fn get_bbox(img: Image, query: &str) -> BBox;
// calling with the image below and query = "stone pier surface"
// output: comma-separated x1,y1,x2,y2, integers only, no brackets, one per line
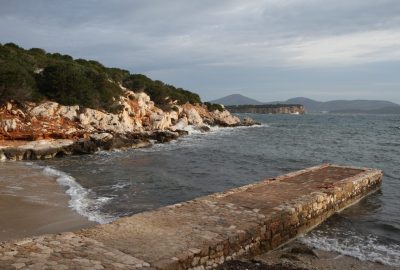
0,164,383,270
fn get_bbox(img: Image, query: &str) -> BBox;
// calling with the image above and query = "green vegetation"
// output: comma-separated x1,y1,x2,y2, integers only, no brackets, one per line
204,102,224,112
0,42,202,111
123,74,201,105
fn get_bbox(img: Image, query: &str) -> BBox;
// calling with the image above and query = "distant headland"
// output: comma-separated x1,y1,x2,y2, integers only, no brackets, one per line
210,94,400,114
226,104,305,115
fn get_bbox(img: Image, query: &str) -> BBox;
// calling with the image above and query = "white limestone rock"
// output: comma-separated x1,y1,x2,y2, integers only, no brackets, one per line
184,107,203,126
1,119,17,132
58,105,80,121
211,110,240,126
170,117,188,131
30,102,59,118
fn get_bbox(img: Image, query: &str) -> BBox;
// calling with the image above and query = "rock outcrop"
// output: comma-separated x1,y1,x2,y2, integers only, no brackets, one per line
0,89,257,160
241,117,261,126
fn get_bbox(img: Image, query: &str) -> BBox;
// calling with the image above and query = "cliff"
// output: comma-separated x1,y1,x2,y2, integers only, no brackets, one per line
226,104,305,114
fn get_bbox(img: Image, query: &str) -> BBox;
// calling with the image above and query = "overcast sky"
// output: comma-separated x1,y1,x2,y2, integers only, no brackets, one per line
1,0,400,103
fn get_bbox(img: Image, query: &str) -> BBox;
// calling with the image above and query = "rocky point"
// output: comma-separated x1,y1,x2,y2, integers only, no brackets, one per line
0,90,254,161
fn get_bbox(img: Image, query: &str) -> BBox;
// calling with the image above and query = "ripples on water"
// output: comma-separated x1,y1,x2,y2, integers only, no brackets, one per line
31,113,399,266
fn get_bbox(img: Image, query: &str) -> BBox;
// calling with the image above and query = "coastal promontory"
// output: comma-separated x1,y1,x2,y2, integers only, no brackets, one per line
0,43,254,160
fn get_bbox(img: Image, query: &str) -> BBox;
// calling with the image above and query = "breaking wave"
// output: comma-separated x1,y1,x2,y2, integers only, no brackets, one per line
300,229,400,267
40,166,116,224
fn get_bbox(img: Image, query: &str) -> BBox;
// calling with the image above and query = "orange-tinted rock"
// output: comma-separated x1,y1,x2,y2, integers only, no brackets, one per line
0,90,256,159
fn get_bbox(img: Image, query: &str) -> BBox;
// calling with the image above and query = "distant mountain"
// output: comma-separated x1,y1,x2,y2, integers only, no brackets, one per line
283,97,400,113
209,94,263,106
211,94,400,114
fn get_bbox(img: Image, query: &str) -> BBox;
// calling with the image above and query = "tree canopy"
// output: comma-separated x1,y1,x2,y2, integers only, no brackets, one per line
0,43,203,111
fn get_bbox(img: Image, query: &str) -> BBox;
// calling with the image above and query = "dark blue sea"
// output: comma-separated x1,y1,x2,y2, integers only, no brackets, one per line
22,113,400,266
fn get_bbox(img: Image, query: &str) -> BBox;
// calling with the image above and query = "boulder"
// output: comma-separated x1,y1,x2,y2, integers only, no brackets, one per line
241,117,260,126
184,107,203,126
128,91,154,116
197,125,211,132
2,139,75,160
71,139,98,154
150,112,172,130
79,108,134,133
30,102,59,118
58,105,80,121
2,119,17,132
105,133,151,150
210,110,240,127
89,133,114,144
150,130,180,143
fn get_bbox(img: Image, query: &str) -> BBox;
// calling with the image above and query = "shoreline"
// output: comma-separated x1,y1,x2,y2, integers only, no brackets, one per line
216,240,398,270
0,123,259,162
0,127,396,269
0,124,255,241
0,162,94,242
0,164,387,269
0,195,95,242
0,124,261,241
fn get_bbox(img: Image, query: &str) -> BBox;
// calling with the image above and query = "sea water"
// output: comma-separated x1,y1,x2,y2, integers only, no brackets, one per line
22,113,400,266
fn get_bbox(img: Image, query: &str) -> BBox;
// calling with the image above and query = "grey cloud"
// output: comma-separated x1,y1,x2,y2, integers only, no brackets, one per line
1,0,399,102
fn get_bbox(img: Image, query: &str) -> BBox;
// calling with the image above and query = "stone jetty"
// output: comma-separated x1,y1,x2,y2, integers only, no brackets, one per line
0,164,383,270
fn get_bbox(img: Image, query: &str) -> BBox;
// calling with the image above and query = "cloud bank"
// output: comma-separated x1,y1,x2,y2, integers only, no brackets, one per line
1,0,399,102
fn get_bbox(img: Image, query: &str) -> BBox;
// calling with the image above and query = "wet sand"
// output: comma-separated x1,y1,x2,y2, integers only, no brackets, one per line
0,162,94,242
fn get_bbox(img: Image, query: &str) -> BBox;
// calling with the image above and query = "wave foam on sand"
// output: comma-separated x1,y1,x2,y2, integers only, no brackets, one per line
39,166,115,224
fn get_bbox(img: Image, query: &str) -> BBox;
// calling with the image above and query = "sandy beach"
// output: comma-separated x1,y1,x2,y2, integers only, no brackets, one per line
0,162,94,242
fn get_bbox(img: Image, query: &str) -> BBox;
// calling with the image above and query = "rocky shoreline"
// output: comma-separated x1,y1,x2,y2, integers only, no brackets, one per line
0,90,259,161
0,130,193,161
216,240,396,270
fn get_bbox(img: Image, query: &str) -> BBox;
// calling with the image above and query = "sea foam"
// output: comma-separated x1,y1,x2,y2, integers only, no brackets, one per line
300,231,400,267
40,166,115,224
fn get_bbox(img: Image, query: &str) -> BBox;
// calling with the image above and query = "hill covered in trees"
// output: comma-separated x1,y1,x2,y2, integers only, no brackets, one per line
0,43,202,112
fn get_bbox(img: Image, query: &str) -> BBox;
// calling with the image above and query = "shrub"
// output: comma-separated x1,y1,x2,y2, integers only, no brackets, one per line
0,60,38,104
123,74,201,106
204,102,224,112
0,42,204,111
37,63,122,110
